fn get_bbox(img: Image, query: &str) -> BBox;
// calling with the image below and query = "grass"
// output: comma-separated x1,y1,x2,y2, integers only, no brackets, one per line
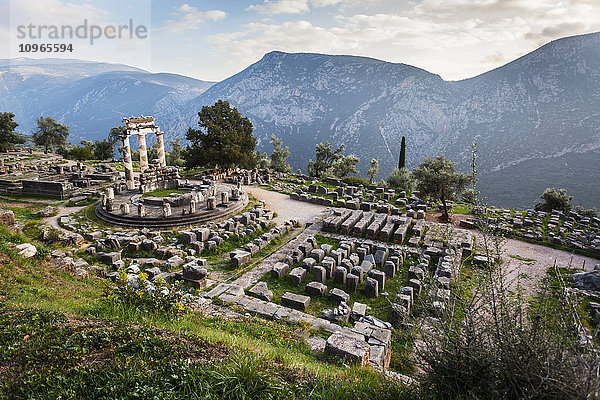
314,234,340,250
0,216,412,398
257,254,411,325
0,192,60,201
141,188,190,198
0,306,412,399
508,254,536,263
450,203,473,215
0,245,411,399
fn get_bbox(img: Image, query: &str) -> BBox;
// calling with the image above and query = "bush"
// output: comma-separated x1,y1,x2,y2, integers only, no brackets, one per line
417,225,599,399
574,204,598,218
103,271,190,318
534,187,573,214
386,167,414,192
342,175,370,187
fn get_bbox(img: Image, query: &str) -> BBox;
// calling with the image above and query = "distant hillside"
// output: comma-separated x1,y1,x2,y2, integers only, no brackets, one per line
0,59,214,143
185,32,600,209
1,33,599,209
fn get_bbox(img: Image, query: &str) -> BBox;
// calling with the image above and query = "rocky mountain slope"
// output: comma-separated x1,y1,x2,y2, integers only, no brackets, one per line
0,58,214,143
1,32,599,209
186,32,600,209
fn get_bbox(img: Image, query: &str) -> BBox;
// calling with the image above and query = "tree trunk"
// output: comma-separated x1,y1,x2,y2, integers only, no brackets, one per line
441,193,449,221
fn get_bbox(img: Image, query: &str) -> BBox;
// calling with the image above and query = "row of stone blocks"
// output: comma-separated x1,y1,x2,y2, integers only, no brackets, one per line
323,209,416,244
290,191,401,216
204,282,392,369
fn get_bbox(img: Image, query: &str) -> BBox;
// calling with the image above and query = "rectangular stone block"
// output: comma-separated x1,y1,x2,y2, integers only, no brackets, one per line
289,267,306,284
346,273,359,292
271,262,289,278
325,332,370,367
306,281,327,296
281,292,310,311
351,302,367,320
328,288,350,303
313,265,327,284
333,266,347,285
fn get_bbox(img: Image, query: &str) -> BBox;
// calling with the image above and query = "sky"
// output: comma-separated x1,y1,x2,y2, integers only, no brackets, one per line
1,0,600,82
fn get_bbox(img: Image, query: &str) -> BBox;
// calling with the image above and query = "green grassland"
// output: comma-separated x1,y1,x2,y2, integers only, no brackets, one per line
0,222,411,399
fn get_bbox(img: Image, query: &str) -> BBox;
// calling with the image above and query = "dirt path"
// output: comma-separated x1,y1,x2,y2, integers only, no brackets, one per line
43,205,85,234
500,237,599,292
244,186,329,225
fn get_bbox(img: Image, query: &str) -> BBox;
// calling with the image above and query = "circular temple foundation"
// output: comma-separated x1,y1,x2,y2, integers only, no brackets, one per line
95,182,248,228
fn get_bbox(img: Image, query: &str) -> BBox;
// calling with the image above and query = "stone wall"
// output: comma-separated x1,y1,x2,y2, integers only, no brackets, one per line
21,180,73,199
139,166,180,194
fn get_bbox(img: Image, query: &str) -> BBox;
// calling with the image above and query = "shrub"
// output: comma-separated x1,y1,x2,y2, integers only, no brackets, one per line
103,271,190,318
417,220,599,399
534,187,573,214
342,175,370,187
386,167,414,192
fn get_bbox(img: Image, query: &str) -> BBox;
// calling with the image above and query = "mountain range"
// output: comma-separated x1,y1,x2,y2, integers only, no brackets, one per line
1,32,599,209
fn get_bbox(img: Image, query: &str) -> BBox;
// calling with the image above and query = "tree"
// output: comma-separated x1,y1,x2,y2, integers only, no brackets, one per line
534,188,573,214
255,151,271,169
463,141,479,205
32,116,69,153
398,136,406,169
93,139,113,160
307,141,359,179
108,125,126,157
108,125,126,144
0,112,26,152
413,155,471,220
387,167,414,192
307,141,345,178
327,154,359,178
67,140,94,161
147,144,157,162
183,100,256,170
269,135,292,173
367,158,379,184
166,138,185,167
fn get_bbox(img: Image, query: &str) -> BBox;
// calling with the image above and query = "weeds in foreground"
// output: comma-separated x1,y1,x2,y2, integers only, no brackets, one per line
0,305,411,400
416,202,600,399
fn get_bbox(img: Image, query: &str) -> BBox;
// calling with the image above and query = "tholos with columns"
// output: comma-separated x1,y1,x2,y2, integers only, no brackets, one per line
138,133,149,172
156,131,166,168
121,135,135,190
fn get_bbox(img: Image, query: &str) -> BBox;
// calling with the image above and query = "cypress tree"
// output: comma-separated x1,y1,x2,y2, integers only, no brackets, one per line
398,136,406,169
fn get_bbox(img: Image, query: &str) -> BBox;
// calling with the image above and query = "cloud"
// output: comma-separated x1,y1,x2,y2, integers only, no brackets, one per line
247,0,367,14
217,0,600,80
163,4,227,33
247,0,310,15
10,0,108,27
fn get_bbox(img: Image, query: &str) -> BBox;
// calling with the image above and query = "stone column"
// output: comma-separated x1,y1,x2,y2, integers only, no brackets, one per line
155,131,166,168
121,135,135,190
207,196,216,210
120,203,130,215
137,133,149,173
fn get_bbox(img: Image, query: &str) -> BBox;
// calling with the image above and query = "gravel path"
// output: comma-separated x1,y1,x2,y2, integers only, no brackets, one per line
43,205,85,234
500,237,599,292
244,186,329,224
